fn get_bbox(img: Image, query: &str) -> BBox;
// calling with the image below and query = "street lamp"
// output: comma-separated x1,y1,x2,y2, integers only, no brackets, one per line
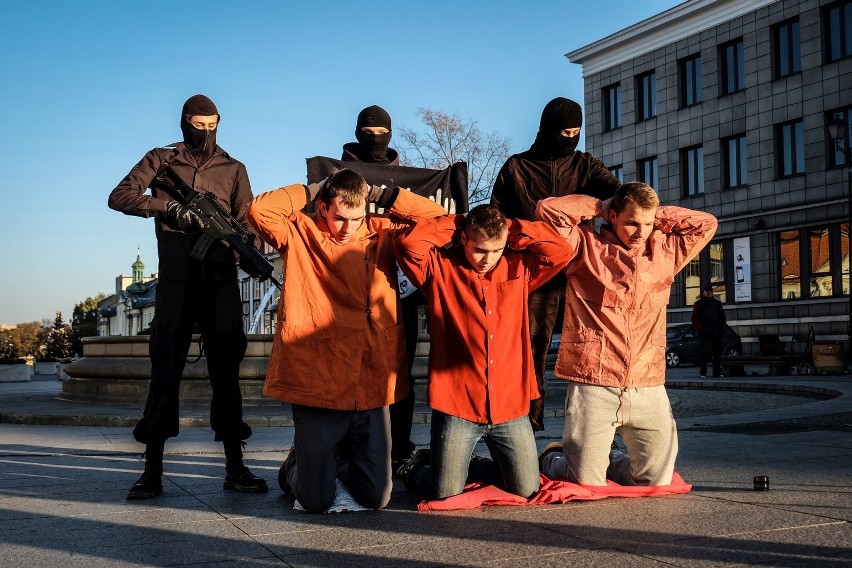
828,114,852,362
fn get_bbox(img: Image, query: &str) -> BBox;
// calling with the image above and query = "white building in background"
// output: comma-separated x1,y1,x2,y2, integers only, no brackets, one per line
97,251,157,337
97,247,282,337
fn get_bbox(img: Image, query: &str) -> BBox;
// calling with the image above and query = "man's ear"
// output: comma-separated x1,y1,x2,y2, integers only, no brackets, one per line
318,200,328,217
459,231,467,246
606,208,617,224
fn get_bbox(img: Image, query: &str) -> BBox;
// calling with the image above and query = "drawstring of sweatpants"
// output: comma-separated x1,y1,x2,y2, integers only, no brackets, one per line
612,387,632,426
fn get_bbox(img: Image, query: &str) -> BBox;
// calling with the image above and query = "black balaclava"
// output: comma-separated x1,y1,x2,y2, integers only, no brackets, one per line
354,105,392,164
180,94,219,164
534,97,583,159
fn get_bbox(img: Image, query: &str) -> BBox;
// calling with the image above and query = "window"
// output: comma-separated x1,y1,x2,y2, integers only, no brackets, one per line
682,241,728,304
828,108,852,167
604,83,622,131
723,134,748,188
680,54,702,107
777,120,805,177
825,0,852,62
774,18,801,77
637,71,656,121
682,145,704,196
638,156,658,187
720,39,745,94
778,224,849,300
609,165,624,183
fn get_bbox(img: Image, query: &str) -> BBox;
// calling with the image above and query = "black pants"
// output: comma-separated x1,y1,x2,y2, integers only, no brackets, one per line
133,278,250,444
289,404,392,513
388,293,421,460
527,286,565,430
699,333,723,377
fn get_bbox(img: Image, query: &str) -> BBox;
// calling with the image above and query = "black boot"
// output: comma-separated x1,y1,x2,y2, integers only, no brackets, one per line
223,440,268,493
127,442,164,500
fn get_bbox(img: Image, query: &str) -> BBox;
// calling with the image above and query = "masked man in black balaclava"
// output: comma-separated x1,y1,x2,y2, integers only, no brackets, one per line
342,105,399,165
109,94,268,499
491,97,621,431
339,105,418,476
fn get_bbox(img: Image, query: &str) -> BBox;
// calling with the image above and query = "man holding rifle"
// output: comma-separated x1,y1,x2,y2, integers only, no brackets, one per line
108,94,268,499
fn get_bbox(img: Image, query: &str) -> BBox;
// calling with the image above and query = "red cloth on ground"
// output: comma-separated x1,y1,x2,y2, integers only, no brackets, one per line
417,473,692,511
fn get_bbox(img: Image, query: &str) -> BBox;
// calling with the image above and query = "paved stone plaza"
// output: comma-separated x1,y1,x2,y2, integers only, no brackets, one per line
0,368,850,567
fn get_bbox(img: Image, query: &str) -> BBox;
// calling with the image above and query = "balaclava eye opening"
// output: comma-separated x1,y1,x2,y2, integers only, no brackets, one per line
536,97,583,158
354,105,392,164
180,94,219,164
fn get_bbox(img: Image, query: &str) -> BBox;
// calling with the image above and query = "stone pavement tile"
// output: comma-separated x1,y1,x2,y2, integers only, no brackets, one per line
487,547,676,568
526,494,838,546
272,522,594,568
625,521,852,567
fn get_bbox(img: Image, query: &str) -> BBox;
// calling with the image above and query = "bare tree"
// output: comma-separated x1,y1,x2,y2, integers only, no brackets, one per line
398,108,511,206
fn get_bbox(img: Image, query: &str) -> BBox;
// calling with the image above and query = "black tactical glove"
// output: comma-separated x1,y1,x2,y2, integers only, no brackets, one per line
367,185,398,208
238,234,262,278
163,200,204,231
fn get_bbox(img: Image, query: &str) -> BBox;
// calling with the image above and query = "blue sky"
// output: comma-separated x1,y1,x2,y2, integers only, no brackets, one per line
0,0,682,325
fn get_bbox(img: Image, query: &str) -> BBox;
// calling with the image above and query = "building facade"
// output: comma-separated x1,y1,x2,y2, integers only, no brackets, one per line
97,246,283,337
568,0,852,354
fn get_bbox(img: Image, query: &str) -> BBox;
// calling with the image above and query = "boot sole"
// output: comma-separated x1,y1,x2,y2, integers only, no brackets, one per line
223,481,269,493
126,486,163,500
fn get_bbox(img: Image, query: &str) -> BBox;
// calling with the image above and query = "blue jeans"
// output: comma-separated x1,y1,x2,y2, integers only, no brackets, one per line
411,410,540,499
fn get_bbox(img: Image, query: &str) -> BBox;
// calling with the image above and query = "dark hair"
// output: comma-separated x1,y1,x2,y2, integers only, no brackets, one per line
464,204,507,240
611,181,660,213
319,169,368,207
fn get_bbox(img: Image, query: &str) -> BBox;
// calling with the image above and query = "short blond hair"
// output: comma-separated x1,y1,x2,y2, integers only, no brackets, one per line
611,182,659,213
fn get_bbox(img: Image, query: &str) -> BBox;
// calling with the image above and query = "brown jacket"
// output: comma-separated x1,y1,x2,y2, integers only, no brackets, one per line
108,143,253,281
247,186,445,410
536,195,717,388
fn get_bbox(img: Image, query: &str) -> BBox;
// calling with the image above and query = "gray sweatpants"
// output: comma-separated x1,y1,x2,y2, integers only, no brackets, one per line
542,381,678,486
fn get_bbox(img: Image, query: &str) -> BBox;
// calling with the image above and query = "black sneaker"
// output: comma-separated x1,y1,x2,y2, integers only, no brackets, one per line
396,448,431,484
278,447,297,497
224,465,268,493
127,469,163,500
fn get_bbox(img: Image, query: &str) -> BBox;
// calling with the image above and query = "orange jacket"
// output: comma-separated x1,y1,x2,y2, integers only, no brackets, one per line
396,216,573,424
536,195,717,388
247,186,446,410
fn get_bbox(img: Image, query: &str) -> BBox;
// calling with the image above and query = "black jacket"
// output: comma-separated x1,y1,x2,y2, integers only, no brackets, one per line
490,147,620,222
691,297,727,336
491,146,620,289
341,143,400,165
108,143,253,281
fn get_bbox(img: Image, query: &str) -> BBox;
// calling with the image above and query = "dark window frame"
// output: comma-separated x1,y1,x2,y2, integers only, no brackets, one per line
824,0,852,63
609,165,624,183
720,38,746,95
603,83,622,131
773,17,802,78
682,144,705,196
679,54,702,108
636,70,657,121
723,134,748,189
677,240,730,306
778,223,849,300
776,119,806,178
638,156,658,188
827,107,852,168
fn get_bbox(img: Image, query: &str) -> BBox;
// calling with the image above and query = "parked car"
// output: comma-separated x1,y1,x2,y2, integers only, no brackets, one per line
665,323,742,368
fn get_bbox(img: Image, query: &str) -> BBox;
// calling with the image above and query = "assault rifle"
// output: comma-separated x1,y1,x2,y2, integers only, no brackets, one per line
149,163,281,290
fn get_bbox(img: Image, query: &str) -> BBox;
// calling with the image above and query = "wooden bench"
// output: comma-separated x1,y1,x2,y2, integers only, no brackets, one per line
720,355,795,376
